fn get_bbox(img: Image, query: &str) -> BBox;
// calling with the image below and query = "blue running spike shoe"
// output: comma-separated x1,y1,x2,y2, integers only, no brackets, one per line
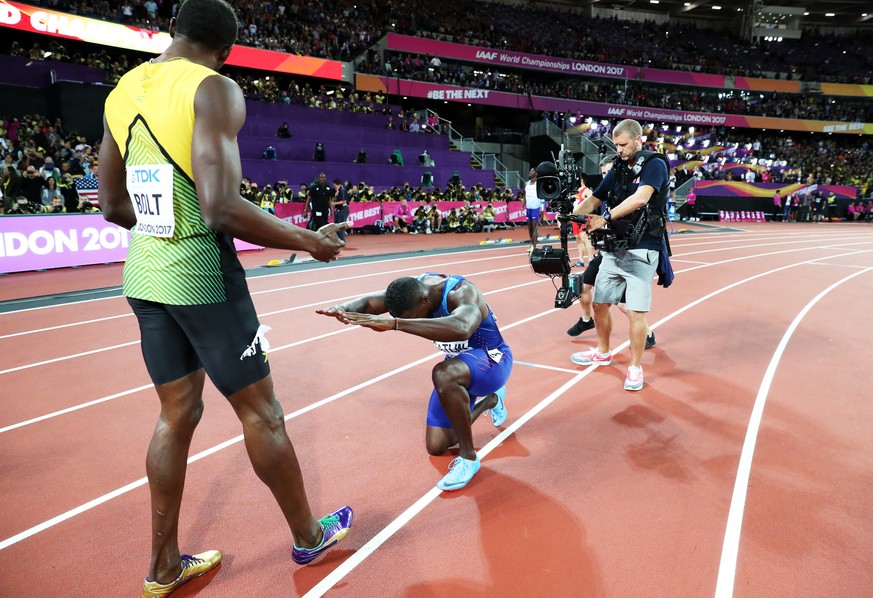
436,455,481,491
141,550,222,597
291,506,354,565
489,387,507,427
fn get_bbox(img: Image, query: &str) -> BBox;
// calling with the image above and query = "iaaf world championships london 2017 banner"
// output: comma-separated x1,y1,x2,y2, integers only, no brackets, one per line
0,214,263,274
356,74,873,135
386,33,873,98
0,0,345,79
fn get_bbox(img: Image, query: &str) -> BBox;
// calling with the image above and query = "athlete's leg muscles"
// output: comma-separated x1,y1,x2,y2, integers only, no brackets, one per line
146,369,206,584
431,359,476,460
225,374,322,548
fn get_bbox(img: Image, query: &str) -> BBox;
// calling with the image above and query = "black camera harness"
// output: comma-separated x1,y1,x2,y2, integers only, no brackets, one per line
602,150,671,254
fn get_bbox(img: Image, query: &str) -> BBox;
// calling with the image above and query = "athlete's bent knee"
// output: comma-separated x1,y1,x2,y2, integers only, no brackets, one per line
431,361,460,394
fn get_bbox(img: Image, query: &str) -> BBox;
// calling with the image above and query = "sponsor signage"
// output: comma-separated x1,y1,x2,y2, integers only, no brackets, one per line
356,74,873,135
0,214,262,274
0,1,343,79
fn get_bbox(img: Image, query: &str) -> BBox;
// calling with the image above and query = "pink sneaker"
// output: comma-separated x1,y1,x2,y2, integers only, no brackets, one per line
624,366,644,391
570,348,612,366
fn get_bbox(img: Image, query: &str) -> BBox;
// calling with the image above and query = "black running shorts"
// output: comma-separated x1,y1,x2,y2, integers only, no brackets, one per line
128,295,271,396
582,253,603,286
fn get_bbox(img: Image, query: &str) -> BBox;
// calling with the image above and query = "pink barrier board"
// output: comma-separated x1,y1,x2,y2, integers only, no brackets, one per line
0,214,263,274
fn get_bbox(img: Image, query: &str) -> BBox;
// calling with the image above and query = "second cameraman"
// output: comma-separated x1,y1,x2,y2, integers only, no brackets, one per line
570,119,670,391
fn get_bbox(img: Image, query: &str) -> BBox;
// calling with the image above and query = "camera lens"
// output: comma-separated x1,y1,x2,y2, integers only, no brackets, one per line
537,176,561,202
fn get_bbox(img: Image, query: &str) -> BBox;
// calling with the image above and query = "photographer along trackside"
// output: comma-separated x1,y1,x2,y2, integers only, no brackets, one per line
529,118,674,392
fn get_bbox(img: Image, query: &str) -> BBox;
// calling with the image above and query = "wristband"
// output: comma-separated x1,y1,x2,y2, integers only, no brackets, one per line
394,318,399,331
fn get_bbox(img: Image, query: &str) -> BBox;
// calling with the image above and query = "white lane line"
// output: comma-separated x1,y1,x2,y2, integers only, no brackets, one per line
514,360,581,375
300,250,873,597
0,258,529,340
0,341,141,376
0,273,544,377
0,307,557,551
5,239,872,427
713,266,873,598
302,365,606,598
670,259,712,265
0,244,525,316
2,232,865,337
0,280,550,433
1,249,871,553
0,313,133,340
0,230,863,321
0,385,154,435
808,262,872,270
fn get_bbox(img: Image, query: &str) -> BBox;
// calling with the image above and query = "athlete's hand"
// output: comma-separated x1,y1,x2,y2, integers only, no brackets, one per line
315,305,350,324
344,312,396,332
311,221,352,262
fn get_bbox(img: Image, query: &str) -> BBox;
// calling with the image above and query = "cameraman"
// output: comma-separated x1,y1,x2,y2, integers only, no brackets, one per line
570,119,669,391
567,157,655,350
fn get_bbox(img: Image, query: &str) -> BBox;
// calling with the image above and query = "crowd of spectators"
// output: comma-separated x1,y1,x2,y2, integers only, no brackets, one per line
18,0,873,83
242,177,519,207
1,113,101,214
240,176,526,233
11,33,870,126
364,51,873,124
660,130,873,192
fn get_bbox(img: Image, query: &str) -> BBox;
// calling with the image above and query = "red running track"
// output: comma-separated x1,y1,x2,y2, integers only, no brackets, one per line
0,222,872,597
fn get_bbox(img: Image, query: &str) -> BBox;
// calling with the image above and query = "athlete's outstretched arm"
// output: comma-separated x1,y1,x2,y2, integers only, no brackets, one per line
98,116,137,229
344,285,483,341
191,75,348,262
316,292,388,324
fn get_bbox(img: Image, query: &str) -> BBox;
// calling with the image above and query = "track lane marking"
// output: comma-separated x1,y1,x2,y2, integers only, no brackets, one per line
713,266,873,598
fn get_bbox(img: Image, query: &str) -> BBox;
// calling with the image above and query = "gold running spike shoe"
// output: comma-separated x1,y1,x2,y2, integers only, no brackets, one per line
141,550,222,597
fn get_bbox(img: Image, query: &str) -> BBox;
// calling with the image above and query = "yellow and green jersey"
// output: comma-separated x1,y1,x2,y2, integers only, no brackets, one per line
105,58,247,305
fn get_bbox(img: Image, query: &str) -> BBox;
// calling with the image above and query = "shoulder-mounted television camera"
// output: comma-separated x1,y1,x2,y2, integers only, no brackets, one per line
529,147,586,309
535,148,582,215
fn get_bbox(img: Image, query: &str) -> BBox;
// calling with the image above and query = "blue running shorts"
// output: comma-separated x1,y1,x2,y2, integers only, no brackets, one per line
426,346,513,428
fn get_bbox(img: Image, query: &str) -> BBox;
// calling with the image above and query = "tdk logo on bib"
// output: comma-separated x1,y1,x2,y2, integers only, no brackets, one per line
129,168,163,184
127,164,176,238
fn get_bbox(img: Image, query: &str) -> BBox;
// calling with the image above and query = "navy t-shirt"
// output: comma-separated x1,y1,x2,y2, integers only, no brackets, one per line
592,155,669,251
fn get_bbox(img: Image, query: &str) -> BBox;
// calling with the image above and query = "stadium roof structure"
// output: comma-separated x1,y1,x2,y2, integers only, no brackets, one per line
585,0,873,29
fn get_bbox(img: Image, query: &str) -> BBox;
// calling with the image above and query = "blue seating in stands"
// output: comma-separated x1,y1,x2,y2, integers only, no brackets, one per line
239,101,489,189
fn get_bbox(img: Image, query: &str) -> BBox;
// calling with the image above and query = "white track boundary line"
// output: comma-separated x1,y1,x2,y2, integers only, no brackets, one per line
514,360,581,375
713,266,873,598
302,250,873,597
1,249,870,553
1,230,863,318
0,341,141,375
1,232,864,336
0,306,556,552
0,244,525,316
0,279,548,433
